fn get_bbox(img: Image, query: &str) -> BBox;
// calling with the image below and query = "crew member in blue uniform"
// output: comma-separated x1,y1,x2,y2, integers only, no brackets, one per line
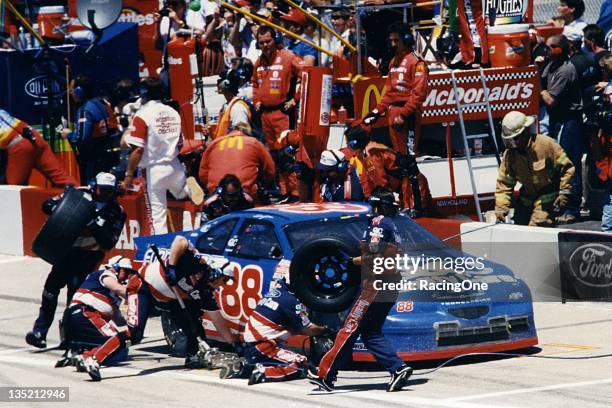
63,256,136,381
309,187,413,392
227,277,329,385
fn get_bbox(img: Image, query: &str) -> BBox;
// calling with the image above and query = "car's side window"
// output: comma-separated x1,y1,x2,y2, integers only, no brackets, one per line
232,220,283,259
195,219,238,255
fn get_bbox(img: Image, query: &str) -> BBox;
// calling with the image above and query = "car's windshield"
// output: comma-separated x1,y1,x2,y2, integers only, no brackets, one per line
284,213,446,251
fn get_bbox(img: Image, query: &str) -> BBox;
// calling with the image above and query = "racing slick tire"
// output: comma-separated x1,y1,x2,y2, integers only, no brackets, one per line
32,187,96,265
290,235,360,313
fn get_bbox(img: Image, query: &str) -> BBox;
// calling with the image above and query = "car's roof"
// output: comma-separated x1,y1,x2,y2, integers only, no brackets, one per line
235,202,371,224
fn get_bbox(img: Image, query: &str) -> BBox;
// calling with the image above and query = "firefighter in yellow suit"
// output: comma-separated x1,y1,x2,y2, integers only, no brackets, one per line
495,111,575,227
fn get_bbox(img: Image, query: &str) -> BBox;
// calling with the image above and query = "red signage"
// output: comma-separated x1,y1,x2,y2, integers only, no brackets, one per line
353,66,540,125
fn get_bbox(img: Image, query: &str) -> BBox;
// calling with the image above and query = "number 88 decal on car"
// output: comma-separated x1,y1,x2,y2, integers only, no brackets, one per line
134,202,537,362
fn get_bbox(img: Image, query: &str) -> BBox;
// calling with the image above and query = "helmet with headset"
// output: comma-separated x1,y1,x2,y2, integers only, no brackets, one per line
316,150,349,174
106,255,134,271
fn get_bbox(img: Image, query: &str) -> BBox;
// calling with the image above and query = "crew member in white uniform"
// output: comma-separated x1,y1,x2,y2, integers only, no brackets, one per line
124,77,204,234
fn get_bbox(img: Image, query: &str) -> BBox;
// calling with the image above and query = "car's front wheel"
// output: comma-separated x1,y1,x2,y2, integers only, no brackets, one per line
290,235,361,313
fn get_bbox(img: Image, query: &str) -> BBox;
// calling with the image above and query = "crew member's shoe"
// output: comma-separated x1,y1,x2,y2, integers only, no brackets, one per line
306,367,334,392
247,364,266,385
74,355,86,372
387,365,413,392
25,331,47,349
83,356,101,382
186,177,204,205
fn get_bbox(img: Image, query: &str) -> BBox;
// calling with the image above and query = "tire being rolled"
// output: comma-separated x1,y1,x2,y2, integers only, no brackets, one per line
289,235,361,313
32,187,96,265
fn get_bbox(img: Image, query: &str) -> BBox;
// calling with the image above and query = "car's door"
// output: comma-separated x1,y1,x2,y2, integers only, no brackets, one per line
220,218,285,323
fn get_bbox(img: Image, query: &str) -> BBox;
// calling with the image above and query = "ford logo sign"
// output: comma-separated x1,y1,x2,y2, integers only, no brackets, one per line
24,75,64,99
568,243,612,288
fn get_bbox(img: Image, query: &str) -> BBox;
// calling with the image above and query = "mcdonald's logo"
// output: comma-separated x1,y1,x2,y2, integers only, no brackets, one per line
361,84,387,118
218,136,244,151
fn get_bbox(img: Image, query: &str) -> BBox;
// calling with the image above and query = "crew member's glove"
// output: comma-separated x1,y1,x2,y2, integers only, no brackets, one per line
166,265,178,286
363,109,380,125
395,153,419,177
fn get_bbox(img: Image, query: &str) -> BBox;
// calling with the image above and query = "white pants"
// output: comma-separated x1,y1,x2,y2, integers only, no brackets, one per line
143,159,189,235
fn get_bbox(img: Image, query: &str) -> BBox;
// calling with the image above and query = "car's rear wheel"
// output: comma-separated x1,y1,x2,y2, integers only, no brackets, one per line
32,187,96,265
290,235,361,313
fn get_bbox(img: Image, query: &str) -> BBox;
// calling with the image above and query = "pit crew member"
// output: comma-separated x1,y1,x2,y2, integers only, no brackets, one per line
26,172,126,349
199,124,275,201
316,149,364,202
0,109,76,187
203,174,254,220
308,187,413,392
252,25,304,198
222,277,329,385
124,77,204,234
344,125,431,216
363,22,428,156
126,236,237,367
64,256,136,381
495,111,575,227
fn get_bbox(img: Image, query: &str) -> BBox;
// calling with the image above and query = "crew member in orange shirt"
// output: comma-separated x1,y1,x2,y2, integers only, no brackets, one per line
0,109,75,187
343,125,431,215
252,25,304,200
198,124,275,201
364,22,428,156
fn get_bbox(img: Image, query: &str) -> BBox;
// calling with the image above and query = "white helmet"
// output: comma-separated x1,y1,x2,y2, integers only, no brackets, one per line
106,255,134,271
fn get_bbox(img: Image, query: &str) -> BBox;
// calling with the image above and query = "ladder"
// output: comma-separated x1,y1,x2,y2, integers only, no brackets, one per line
450,67,500,222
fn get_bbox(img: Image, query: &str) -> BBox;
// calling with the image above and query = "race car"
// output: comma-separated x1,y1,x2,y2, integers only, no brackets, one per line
134,202,538,362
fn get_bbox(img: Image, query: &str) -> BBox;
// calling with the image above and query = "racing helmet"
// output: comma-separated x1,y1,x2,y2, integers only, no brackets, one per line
501,111,535,149
205,261,234,284
369,187,399,216
106,255,134,272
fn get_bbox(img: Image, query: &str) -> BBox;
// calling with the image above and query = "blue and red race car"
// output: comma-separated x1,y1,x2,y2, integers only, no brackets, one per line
134,202,538,362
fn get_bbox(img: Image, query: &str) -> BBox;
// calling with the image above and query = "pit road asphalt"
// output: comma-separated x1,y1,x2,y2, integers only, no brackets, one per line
0,255,610,408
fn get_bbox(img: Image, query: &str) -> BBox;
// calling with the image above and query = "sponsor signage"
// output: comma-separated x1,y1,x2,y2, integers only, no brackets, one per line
483,0,529,25
559,231,612,301
353,66,540,125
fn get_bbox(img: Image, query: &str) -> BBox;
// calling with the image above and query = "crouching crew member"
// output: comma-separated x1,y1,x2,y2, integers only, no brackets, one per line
308,188,413,392
203,174,254,220
126,236,237,367
316,150,364,202
495,111,575,226
64,256,136,381
26,172,126,349
222,277,329,385
344,126,431,215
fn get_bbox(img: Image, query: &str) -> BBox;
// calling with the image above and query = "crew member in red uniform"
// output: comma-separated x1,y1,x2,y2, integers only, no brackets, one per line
199,125,275,200
343,126,431,215
364,22,428,156
0,109,75,187
252,25,304,199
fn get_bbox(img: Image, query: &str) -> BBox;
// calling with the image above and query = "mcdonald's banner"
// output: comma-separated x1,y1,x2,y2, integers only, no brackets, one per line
353,66,540,125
